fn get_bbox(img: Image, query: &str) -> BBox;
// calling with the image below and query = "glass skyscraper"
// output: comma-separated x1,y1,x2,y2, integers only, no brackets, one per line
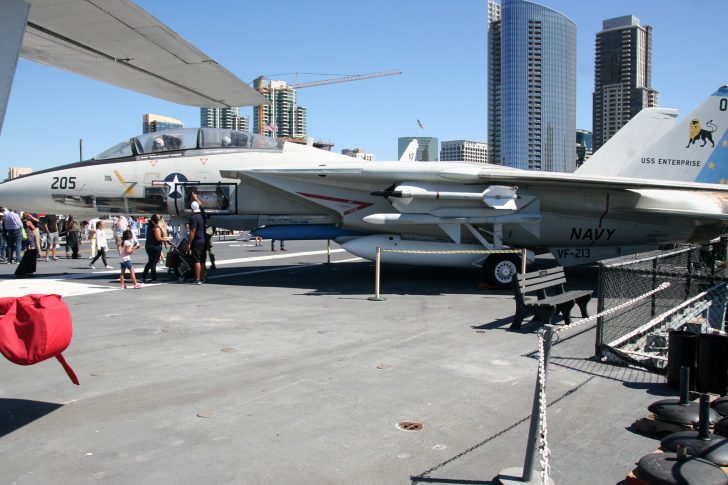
488,0,576,172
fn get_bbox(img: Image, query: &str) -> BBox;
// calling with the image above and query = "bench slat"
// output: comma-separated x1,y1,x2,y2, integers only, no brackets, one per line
521,278,567,294
518,269,565,283
537,290,591,305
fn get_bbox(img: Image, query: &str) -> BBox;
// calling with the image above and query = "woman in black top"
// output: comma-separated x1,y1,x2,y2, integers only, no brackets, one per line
142,214,170,283
65,215,81,258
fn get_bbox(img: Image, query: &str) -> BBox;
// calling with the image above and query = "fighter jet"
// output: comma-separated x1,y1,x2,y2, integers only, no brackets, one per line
2,87,728,286
1,1,727,286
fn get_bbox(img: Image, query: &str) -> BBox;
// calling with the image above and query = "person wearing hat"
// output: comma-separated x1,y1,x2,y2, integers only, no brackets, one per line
185,192,207,284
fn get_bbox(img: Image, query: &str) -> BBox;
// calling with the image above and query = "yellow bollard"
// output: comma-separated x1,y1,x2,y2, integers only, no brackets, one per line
521,248,527,274
368,247,386,301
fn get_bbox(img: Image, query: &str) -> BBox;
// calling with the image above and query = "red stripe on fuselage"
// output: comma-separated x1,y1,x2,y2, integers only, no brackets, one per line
297,192,373,215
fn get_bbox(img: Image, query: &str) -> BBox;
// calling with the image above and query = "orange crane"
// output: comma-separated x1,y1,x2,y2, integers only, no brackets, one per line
290,69,402,89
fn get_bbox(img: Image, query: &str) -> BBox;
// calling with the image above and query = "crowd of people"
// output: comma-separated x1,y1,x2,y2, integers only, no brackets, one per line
0,194,249,288
0,209,151,264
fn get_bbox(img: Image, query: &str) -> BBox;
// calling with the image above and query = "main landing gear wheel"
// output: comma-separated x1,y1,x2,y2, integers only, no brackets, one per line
483,254,520,288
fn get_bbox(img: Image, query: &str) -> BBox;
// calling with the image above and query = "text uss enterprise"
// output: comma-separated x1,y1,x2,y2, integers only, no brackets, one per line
640,157,701,167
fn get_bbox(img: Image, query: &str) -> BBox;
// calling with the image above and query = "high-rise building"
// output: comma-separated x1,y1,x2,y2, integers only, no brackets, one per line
487,0,577,172
253,77,307,139
342,148,375,161
487,0,502,167
200,107,249,131
592,15,659,153
142,113,183,133
440,140,488,163
398,137,439,161
576,129,593,167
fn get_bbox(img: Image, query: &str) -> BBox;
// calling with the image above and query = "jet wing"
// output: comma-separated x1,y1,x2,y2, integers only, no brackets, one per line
21,0,267,107
223,162,728,230
226,162,728,193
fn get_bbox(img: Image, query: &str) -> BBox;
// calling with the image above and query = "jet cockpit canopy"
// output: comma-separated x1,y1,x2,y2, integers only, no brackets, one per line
94,128,283,160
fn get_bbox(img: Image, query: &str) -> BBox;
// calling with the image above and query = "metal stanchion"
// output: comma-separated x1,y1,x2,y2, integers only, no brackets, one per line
521,248,527,275
497,325,556,485
327,239,331,264
368,247,386,301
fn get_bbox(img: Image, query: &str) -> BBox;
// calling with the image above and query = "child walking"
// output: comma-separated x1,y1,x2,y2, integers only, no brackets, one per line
88,220,113,269
119,229,141,289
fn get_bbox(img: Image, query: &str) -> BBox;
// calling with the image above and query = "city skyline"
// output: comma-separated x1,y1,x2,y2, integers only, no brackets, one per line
0,0,725,173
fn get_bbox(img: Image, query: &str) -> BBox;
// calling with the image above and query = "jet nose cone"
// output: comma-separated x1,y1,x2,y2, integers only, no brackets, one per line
0,174,49,212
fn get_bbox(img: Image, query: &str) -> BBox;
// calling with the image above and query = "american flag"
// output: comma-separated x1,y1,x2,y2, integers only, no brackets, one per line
417,119,424,129
265,122,278,133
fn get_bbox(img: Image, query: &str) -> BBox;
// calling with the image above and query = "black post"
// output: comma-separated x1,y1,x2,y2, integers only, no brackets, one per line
698,394,710,439
680,366,690,405
651,259,658,317
686,252,693,301
595,262,605,358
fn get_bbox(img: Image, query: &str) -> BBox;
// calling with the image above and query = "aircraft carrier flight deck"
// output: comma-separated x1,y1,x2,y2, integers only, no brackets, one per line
0,237,667,484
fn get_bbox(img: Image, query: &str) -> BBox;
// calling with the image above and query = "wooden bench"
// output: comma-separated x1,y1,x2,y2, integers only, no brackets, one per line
511,267,592,330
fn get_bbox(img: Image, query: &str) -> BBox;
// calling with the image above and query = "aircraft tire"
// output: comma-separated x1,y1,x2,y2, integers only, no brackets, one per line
483,254,520,288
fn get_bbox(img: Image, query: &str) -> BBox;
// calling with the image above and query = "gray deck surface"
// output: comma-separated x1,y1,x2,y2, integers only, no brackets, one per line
0,238,670,484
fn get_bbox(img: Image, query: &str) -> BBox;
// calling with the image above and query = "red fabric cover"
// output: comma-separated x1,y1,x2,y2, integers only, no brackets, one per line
0,294,79,385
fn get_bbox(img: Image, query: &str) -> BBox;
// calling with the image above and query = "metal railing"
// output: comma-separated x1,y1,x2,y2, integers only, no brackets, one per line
595,243,728,370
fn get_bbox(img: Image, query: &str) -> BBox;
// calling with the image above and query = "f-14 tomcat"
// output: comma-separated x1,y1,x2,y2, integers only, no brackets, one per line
3,87,728,285
1,1,727,286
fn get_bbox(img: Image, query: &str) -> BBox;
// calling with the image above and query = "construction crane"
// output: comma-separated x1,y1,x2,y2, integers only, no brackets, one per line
290,69,402,89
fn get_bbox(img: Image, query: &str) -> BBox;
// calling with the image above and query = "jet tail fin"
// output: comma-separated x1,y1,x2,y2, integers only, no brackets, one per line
581,86,728,183
399,139,418,161
576,107,678,177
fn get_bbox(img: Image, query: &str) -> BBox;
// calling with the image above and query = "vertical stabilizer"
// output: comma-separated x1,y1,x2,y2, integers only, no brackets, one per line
399,139,418,161
576,107,678,177
603,86,728,183
0,0,29,135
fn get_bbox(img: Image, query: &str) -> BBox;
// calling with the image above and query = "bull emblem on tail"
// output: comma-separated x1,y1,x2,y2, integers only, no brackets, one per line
686,119,717,148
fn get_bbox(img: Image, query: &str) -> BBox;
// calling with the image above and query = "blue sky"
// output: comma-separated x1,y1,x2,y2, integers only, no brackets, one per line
0,0,725,173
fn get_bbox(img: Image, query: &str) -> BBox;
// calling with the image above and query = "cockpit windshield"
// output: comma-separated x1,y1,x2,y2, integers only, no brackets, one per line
199,128,281,150
135,129,199,154
94,128,283,160
94,139,135,160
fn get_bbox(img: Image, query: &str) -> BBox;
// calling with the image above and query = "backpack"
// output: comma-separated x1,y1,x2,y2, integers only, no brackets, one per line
0,294,79,385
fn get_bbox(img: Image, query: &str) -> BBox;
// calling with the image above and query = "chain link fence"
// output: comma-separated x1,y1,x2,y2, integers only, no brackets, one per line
595,239,728,373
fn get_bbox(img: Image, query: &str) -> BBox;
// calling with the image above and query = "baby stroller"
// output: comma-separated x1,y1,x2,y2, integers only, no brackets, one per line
166,240,202,283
